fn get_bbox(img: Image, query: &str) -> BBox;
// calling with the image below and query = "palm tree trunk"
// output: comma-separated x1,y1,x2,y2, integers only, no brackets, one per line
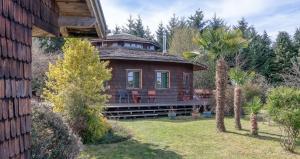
215,58,227,132
250,113,258,135
234,86,242,130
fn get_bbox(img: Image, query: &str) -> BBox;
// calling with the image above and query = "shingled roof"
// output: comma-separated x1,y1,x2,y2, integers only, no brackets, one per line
94,33,159,47
99,47,207,71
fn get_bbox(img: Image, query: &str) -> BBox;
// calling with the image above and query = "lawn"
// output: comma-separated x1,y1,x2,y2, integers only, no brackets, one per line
79,117,300,159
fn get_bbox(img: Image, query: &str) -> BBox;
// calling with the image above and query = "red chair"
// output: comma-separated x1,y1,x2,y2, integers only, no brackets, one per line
131,91,141,103
148,90,156,103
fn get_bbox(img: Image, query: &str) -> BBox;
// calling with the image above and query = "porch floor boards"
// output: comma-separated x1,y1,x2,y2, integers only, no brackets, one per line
104,100,206,119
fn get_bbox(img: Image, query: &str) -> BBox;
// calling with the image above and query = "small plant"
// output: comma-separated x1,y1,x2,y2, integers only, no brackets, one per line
168,107,177,120
191,106,200,119
266,87,300,152
245,96,263,135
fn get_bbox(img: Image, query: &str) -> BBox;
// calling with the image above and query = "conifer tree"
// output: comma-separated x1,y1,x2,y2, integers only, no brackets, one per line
188,9,206,31
208,14,226,30
156,22,165,49
134,15,145,37
294,28,300,53
113,25,121,34
123,15,136,35
274,32,297,75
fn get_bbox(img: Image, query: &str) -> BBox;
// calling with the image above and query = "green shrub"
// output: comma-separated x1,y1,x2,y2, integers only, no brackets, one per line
266,87,300,152
63,86,111,144
31,102,81,159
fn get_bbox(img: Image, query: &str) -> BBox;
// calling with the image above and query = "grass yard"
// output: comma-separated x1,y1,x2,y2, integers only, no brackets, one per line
79,117,300,159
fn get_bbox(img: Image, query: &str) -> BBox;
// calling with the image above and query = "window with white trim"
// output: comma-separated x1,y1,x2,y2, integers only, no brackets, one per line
155,71,170,89
127,70,141,89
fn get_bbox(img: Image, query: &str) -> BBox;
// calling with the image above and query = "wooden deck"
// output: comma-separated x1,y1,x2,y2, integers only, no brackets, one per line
104,99,211,119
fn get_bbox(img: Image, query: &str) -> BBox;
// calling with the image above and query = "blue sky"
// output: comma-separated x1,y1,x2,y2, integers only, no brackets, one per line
101,0,300,40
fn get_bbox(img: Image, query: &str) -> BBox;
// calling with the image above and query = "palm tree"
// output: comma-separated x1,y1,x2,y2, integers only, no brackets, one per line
229,68,255,130
245,96,263,135
184,27,248,132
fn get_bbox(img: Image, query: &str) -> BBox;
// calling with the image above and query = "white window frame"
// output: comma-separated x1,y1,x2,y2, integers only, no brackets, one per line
126,69,142,89
155,70,170,89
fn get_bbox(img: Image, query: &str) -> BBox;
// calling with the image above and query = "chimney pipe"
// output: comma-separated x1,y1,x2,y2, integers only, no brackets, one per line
163,31,167,54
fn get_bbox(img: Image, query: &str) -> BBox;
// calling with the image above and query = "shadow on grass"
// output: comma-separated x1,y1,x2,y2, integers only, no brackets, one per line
226,130,282,142
81,139,182,159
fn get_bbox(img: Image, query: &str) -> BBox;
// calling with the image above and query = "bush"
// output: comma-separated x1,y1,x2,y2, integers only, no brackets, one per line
63,85,111,144
266,87,300,152
43,39,112,143
31,102,81,159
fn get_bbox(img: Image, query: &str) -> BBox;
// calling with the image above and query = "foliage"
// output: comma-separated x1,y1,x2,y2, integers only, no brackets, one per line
267,87,300,152
294,28,300,51
282,57,300,88
229,67,255,86
245,96,263,114
272,32,298,83
185,27,248,61
43,38,112,143
63,86,111,143
31,102,81,159
207,14,226,30
169,28,199,56
193,55,216,89
38,37,65,53
156,22,167,49
112,25,121,34
187,9,206,31
122,15,154,40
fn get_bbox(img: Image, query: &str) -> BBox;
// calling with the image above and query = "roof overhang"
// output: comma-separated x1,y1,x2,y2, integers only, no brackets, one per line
32,0,107,38
100,56,208,71
57,0,107,38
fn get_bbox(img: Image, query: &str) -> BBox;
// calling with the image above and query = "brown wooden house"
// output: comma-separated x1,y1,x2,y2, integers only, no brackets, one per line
92,34,208,119
0,0,106,158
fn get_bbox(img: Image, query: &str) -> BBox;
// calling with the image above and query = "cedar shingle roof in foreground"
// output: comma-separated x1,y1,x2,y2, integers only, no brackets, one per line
99,47,207,71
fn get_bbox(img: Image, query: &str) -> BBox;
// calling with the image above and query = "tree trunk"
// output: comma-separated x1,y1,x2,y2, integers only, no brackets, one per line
234,86,242,130
250,113,258,135
215,58,227,132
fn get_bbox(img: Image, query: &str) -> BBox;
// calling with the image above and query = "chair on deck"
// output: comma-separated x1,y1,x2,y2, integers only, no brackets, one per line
117,90,129,103
147,90,156,103
131,90,141,103
183,90,191,101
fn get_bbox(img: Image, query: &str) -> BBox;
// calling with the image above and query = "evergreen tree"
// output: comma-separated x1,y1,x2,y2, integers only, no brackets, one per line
112,25,121,34
167,14,180,38
134,15,145,37
272,32,297,83
293,28,300,53
274,32,297,69
208,14,226,30
144,26,154,41
234,18,251,39
123,15,135,35
156,22,166,49
188,9,206,31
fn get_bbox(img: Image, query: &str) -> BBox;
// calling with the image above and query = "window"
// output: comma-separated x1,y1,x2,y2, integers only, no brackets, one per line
156,71,170,89
183,73,191,89
127,70,141,89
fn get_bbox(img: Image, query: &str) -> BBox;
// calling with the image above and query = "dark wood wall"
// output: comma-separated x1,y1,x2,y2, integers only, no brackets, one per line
0,0,59,158
107,59,194,103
